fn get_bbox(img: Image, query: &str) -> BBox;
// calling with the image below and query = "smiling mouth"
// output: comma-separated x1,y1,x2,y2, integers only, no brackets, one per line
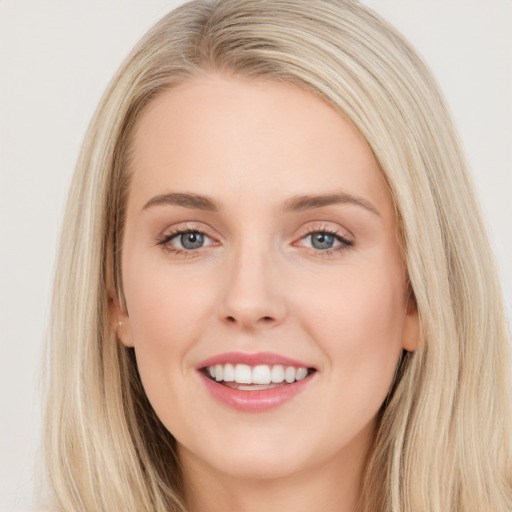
201,363,317,391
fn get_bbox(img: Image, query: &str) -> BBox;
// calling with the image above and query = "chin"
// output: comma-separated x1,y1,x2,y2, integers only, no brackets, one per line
177,425,321,482
209,448,314,481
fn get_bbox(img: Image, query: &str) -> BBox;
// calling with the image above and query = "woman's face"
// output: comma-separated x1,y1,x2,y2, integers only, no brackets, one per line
116,73,418,484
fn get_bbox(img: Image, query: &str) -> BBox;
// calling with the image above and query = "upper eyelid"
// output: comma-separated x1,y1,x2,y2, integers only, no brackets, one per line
158,225,353,251
159,223,349,239
294,230,353,250
299,223,353,241
158,222,217,239
158,229,216,248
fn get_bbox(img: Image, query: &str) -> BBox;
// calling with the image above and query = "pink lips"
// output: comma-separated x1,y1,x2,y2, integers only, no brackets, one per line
196,351,316,413
196,351,312,369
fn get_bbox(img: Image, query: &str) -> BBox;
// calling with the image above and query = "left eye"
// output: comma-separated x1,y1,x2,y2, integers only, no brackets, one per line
307,232,337,250
301,231,351,251
166,231,213,250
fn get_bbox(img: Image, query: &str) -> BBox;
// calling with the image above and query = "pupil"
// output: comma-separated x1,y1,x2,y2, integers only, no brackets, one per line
311,232,334,249
181,232,204,249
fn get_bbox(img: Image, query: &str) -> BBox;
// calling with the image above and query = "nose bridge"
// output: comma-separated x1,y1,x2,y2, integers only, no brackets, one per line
219,234,286,329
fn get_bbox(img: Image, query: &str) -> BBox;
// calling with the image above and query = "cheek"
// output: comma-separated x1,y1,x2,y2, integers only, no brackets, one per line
121,254,216,401
300,261,406,388
298,269,405,439
123,247,217,344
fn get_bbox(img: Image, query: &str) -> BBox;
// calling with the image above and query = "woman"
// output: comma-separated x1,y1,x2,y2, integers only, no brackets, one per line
42,1,512,510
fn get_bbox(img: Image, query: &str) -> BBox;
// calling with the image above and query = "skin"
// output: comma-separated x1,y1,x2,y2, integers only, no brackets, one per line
114,73,418,512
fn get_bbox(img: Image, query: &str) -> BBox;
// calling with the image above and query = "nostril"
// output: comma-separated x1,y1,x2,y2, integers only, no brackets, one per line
222,313,278,326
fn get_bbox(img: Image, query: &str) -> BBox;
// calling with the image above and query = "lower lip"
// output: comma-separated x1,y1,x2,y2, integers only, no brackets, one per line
199,372,315,413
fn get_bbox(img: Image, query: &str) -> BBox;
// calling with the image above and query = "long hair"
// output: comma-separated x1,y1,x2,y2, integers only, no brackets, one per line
43,1,512,510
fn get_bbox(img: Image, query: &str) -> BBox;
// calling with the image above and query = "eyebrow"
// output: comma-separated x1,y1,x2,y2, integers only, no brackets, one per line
282,192,380,216
142,192,218,212
142,191,379,216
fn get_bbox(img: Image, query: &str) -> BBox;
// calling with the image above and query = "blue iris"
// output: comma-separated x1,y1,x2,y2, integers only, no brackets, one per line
181,232,204,249
310,233,335,249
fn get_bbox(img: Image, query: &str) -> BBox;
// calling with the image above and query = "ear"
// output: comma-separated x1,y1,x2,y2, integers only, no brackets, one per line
401,290,419,352
110,296,134,348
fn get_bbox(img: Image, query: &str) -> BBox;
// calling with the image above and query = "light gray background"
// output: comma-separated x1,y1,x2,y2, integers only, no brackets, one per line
1,1,511,510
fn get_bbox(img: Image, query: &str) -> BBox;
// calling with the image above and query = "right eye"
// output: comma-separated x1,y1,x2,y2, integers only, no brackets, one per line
157,229,216,254
173,231,206,250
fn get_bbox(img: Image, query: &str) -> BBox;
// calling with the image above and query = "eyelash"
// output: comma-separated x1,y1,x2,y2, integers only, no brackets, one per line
156,227,215,257
299,225,354,257
156,225,354,257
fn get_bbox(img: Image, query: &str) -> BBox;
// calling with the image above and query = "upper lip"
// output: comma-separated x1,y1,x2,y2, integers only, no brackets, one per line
196,351,316,370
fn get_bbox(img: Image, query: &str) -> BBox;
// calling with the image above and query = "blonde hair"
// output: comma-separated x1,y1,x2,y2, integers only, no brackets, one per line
43,1,512,510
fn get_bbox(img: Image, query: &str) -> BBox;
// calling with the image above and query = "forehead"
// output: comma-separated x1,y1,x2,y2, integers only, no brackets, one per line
127,73,393,218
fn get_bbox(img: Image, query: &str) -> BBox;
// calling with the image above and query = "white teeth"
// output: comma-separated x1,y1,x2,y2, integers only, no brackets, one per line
234,364,252,384
271,364,285,383
296,367,308,381
206,363,310,385
223,363,235,382
284,366,296,383
252,365,272,385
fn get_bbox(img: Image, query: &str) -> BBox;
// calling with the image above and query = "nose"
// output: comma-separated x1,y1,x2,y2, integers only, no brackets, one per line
218,245,287,331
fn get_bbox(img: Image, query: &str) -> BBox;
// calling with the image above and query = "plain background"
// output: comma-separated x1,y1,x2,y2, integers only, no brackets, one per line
1,1,511,510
